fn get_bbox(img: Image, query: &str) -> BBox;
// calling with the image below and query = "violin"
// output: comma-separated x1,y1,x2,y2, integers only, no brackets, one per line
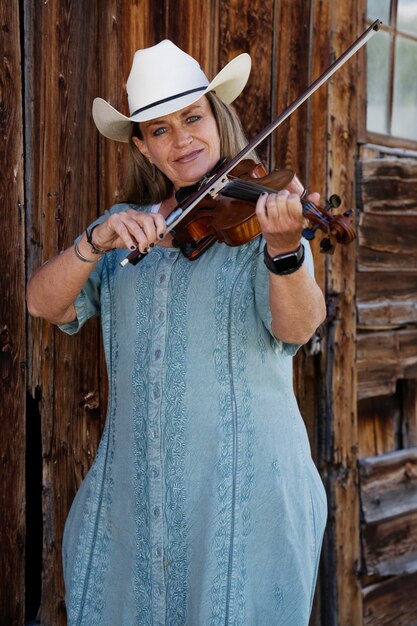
120,19,381,268
164,159,355,260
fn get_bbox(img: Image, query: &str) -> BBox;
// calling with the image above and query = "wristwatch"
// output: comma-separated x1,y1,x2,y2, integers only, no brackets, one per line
263,243,305,275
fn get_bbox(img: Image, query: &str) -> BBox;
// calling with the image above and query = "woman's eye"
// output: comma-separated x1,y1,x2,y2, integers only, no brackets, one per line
153,127,166,137
187,115,201,124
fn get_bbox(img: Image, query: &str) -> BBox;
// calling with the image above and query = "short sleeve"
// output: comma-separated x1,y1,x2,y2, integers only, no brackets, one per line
253,237,315,356
58,260,103,335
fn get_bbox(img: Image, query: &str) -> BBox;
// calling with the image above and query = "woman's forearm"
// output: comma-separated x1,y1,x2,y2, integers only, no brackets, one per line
269,266,326,344
26,233,100,324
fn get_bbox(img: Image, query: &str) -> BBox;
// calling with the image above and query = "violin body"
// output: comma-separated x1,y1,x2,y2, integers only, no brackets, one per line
171,160,306,260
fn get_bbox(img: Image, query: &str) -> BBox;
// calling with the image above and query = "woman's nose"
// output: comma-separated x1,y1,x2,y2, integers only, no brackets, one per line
173,126,192,147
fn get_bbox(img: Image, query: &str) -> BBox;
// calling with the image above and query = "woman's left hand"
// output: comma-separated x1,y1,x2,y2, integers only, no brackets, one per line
256,189,320,257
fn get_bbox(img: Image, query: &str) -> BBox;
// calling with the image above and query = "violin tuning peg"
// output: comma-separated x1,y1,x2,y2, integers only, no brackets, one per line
327,194,341,210
302,226,318,240
320,237,335,254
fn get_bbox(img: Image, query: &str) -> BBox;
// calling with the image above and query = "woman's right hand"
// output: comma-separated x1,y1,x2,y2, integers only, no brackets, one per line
91,209,168,253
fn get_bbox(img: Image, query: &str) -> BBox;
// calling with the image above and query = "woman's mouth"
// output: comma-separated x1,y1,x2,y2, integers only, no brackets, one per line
174,149,203,164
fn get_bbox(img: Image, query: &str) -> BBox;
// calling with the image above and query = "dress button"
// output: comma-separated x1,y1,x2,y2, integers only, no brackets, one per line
156,585,163,596
156,546,162,557
154,349,161,359
159,274,166,283
157,311,165,321
152,466,160,478
152,429,159,439
154,506,161,518
153,386,161,399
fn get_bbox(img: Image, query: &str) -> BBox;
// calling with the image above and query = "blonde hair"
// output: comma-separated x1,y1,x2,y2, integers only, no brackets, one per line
124,92,258,205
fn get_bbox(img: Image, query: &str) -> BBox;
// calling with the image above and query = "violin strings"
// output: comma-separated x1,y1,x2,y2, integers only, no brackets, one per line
222,179,324,219
221,179,273,201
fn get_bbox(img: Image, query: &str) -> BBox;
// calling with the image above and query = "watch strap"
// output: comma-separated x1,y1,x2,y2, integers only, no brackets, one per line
263,243,305,275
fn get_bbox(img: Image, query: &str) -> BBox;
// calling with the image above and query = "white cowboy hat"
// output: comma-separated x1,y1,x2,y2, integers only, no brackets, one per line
92,39,251,143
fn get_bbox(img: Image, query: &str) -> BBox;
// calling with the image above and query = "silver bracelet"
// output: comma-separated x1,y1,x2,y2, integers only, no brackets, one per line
74,241,99,263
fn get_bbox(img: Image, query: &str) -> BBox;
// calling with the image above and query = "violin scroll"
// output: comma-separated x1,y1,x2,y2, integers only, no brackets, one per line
300,191,356,254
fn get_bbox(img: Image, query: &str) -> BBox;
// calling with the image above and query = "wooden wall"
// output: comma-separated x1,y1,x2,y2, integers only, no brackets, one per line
0,2,26,624
1,1,402,625
356,144,417,624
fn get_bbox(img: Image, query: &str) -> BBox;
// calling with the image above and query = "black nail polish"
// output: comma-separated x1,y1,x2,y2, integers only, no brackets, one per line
159,234,164,239
130,245,136,250
149,242,155,248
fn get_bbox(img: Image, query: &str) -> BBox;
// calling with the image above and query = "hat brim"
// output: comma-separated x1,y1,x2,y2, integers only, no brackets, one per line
92,53,251,143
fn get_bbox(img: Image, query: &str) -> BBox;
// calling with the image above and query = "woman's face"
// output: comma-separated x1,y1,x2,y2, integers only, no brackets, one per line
133,96,221,191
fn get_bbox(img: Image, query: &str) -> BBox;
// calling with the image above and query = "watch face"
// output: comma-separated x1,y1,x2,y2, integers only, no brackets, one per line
272,253,300,272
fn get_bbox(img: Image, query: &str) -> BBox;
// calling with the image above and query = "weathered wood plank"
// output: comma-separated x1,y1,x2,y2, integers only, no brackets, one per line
25,1,105,623
358,394,401,457
220,0,275,166
359,157,417,213
300,5,331,622
272,0,311,178
357,328,417,399
324,2,362,623
403,380,417,448
358,213,417,272
0,1,26,624
165,0,218,77
359,448,417,524
362,510,417,576
359,448,417,577
357,271,417,327
362,573,417,625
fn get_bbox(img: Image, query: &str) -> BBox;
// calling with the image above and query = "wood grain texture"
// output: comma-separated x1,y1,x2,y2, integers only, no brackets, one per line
359,158,417,213
324,2,362,623
357,329,417,399
403,380,417,448
359,448,417,576
358,394,401,457
357,271,417,327
272,0,311,177
219,0,275,166
359,448,417,522
0,1,26,624
362,573,417,626
359,449,417,611
358,213,417,271
25,1,104,623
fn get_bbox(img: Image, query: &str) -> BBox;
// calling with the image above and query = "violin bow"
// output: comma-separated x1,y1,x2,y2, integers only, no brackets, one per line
121,19,381,268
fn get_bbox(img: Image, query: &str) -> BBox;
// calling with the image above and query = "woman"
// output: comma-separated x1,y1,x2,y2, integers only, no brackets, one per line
27,40,327,626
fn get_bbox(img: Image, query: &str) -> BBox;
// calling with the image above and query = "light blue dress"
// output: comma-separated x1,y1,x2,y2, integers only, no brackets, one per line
60,202,327,626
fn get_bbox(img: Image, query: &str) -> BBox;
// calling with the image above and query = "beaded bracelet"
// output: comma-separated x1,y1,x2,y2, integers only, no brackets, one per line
74,241,99,263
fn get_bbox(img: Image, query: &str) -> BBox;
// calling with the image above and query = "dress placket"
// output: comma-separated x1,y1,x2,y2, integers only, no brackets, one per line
146,249,179,621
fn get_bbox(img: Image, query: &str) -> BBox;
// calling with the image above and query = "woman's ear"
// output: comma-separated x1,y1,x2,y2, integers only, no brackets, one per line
132,136,152,162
